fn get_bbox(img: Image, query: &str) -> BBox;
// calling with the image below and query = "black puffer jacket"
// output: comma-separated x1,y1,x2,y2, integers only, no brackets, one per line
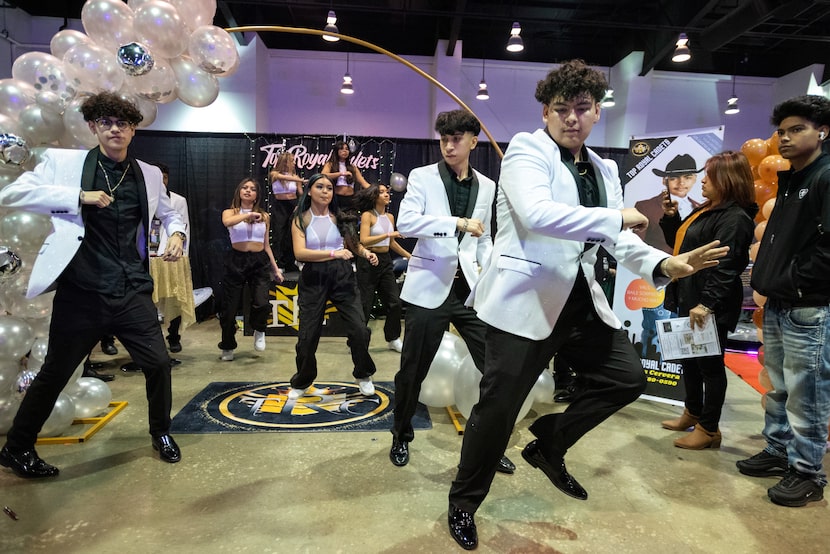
660,200,758,331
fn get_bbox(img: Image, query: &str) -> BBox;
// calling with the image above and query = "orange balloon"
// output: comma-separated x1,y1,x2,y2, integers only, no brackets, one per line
758,155,790,185
752,306,764,328
753,290,767,307
757,327,764,343
757,345,765,366
741,138,769,167
767,131,780,156
753,179,774,205
759,368,772,391
762,197,776,219
749,242,760,262
761,393,767,410
754,220,767,242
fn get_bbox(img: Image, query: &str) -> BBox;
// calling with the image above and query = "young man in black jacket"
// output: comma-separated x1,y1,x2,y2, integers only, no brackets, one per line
737,95,830,507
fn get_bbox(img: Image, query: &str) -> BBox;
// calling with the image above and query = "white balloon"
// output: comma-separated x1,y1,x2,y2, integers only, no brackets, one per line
36,91,67,115
63,42,126,94
169,0,216,31
81,0,136,51
0,315,34,360
0,210,53,252
0,79,37,118
3,271,54,319
39,392,76,437
50,29,92,60
0,358,22,392
170,55,219,108
68,377,112,418
134,1,188,59
188,25,238,74
28,336,48,362
0,395,21,435
18,104,65,145
123,56,177,103
11,51,78,108
453,354,535,424
530,369,556,404
60,96,99,149
418,332,463,407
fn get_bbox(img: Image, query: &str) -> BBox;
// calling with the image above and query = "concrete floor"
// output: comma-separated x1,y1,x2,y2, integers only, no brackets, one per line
1,317,827,554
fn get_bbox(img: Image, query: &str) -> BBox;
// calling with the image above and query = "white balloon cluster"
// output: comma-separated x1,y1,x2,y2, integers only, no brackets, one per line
418,332,556,424
0,0,236,438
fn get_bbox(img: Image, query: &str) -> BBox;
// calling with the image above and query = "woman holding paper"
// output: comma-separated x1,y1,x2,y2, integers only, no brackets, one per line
658,151,757,449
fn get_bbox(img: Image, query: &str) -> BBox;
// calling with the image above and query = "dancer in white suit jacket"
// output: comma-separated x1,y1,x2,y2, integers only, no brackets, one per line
445,61,729,550
389,110,514,475
0,93,187,480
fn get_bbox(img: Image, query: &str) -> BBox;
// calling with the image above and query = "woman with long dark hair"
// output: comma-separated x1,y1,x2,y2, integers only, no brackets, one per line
288,173,378,399
659,151,758,449
269,151,305,272
218,178,283,361
321,140,369,212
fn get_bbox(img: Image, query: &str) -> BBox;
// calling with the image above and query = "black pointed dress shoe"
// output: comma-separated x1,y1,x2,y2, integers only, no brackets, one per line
389,438,410,467
0,446,59,478
151,434,181,463
448,503,478,550
521,439,587,500
83,365,115,382
496,455,516,474
168,339,182,353
121,362,143,373
101,342,118,356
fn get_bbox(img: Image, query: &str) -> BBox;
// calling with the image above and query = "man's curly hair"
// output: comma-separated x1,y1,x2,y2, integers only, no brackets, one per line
534,59,608,105
434,109,481,136
80,92,143,125
771,95,830,127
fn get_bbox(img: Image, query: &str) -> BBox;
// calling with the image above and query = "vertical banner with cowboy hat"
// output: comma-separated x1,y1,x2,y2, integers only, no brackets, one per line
613,127,723,403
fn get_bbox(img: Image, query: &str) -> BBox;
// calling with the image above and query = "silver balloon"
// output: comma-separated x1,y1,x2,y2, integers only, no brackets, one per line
0,133,31,166
0,246,22,281
0,395,21,435
530,369,556,404
39,392,75,437
453,354,535,423
0,315,35,360
28,336,48,363
0,210,53,253
418,332,462,408
390,172,407,192
187,25,238,75
0,358,22,392
19,103,65,145
0,78,37,118
117,42,155,77
67,377,112,418
170,55,219,108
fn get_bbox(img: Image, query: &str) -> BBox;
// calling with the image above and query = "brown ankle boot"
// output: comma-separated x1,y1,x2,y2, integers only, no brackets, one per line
661,408,699,431
674,424,722,450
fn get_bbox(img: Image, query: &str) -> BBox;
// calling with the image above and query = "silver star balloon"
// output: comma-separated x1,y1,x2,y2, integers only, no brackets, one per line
0,133,30,166
117,42,155,77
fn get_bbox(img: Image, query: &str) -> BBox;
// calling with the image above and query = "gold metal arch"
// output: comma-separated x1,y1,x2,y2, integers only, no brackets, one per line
224,25,504,159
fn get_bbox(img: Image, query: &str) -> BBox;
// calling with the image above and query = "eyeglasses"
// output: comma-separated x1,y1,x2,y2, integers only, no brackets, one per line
94,118,134,130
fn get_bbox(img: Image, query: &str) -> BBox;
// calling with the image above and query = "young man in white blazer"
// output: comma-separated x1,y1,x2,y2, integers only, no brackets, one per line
389,110,513,474
0,92,187,479
445,61,729,550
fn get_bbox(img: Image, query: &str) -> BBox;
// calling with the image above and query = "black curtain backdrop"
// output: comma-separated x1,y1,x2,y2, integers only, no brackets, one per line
131,130,625,314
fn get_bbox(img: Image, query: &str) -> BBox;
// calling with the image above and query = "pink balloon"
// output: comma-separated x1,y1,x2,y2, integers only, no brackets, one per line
134,1,188,59
81,0,136,50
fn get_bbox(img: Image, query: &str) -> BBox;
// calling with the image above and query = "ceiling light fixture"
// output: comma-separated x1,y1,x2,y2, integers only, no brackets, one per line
340,52,354,94
323,10,339,42
724,75,739,115
672,33,690,62
600,67,615,108
476,58,489,100
506,22,524,53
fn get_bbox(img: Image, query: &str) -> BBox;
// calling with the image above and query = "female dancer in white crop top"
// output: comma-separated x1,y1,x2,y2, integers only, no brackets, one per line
218,178,283,361
288,173,378,399
269,151,305,272
353,183,411,353
321,140,369,213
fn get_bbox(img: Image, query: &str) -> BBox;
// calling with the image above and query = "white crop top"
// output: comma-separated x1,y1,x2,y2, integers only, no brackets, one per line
305,213,344,251
335,161,350,188
271,178,297,195
369,210,393,247
228,209,266,244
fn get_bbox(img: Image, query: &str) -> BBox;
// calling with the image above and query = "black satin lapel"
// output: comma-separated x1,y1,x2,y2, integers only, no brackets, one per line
437,161,454,211
465,172,480,219
594,167,608,208
81,148,98,192
132,158,150,237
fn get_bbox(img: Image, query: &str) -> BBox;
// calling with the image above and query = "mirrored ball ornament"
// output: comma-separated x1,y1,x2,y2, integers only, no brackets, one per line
0,246,22,281
0,133,31,166
117,42,155,77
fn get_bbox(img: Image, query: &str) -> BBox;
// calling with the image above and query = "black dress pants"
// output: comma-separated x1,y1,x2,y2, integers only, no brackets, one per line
271,198,297,269
5,284,173,451
392,279,486,442
449,276,647,513
218,250,272,350
356,252,402,342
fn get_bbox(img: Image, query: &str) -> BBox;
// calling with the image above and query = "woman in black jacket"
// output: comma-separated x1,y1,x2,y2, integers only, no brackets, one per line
658,150,758,449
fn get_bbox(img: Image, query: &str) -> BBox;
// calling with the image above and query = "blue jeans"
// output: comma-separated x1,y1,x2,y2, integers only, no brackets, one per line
762,301,830,485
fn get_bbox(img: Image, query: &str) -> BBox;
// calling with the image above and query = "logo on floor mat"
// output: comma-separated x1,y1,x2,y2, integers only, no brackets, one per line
216,382,390,429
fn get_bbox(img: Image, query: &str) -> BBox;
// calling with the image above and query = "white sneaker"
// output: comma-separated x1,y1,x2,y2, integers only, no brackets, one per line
287,386,309,400
357,378,375,396
221,349,234,361
254,331,266,352
387,338,403,353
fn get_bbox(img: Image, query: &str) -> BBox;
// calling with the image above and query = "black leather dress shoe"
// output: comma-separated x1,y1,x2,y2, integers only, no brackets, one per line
168,340,182,353
448,503,478,550
101,342,118,356
121,362,143,372
85,361,106,370
151,434,181,463
554,385,579,403
521,439,587,500
389,438,409,467
169,358,182,366
496,455,516,474
0,446,59,478
83,365,115,382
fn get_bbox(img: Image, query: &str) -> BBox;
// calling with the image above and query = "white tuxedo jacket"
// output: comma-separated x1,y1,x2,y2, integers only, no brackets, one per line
472,130,668,340
0,148,186,298
398,162,495,309
157,191,190,256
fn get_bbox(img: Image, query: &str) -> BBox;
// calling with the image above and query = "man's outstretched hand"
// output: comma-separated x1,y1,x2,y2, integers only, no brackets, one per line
663,240,729,279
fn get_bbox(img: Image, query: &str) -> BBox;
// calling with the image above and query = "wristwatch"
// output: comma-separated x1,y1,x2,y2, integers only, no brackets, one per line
171,231,186,242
